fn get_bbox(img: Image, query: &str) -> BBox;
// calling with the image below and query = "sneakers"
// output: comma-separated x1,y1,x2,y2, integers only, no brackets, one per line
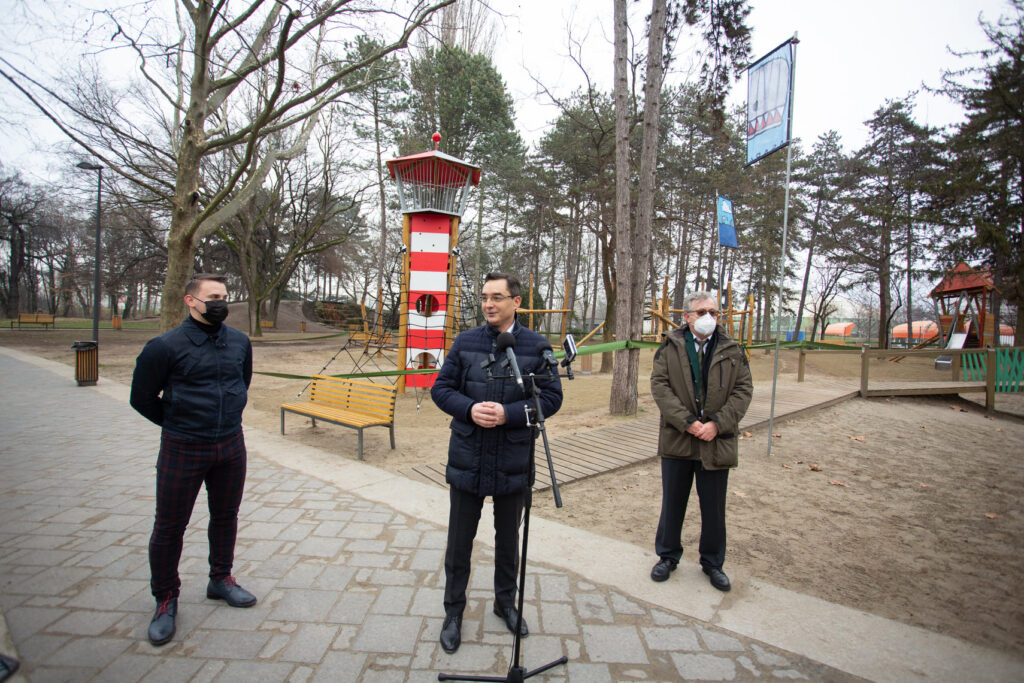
206,576,258,607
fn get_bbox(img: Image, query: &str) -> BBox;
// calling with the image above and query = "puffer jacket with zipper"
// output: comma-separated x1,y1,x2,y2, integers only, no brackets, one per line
430,322,563,496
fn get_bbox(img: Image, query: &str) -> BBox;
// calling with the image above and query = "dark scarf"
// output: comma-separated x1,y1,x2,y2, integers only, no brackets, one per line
683,327,717,415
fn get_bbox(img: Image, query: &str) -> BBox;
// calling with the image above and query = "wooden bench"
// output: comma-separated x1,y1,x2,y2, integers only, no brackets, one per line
280,375,398,460
11,313,55,329
349,330,394,346
260,320,275,328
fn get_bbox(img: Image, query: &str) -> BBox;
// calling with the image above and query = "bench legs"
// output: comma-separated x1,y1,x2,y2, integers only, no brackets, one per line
280,409,394,461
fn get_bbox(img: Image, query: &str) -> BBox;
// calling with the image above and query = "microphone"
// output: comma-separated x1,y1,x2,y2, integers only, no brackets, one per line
536,341,558,371
496,332,524,391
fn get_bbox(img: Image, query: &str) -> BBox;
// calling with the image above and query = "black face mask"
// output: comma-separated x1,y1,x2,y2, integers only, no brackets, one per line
198,298,229,324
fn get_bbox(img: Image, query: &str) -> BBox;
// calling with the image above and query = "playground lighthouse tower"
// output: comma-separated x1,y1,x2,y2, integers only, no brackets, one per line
386,133,480,392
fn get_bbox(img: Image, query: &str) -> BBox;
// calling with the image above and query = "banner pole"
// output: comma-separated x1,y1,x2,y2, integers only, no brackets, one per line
766,34,798,457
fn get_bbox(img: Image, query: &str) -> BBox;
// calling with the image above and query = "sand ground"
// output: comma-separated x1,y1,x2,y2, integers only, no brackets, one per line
3,317,1022,659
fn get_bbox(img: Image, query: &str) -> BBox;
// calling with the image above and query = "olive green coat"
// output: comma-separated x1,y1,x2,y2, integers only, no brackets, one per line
650,326,753,470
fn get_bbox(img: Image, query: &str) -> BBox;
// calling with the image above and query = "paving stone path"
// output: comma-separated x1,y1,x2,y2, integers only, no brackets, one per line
0,347,1009,681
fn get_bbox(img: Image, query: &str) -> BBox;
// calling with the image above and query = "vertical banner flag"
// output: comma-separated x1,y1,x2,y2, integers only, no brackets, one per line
746,38,796,165
717,196,738,248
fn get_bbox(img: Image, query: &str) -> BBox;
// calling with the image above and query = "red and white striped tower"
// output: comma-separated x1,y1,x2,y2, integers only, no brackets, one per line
386,133,480,392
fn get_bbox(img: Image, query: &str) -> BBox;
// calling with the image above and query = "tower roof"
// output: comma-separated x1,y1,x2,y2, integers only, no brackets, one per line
386,149,481,188
929,262,998,298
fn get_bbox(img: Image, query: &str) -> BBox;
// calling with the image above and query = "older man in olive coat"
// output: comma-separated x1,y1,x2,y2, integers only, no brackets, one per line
649,291,753,591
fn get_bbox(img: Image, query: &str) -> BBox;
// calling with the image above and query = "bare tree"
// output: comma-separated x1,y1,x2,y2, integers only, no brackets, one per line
0,166,45,317
1,0,455,331
609,0,751,415
611,0,667,415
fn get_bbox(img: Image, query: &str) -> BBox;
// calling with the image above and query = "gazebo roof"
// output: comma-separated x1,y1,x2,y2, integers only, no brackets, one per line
929,262,997,298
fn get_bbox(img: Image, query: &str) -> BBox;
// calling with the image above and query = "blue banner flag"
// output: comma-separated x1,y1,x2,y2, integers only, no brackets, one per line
717,196,738,248
746,37,796,165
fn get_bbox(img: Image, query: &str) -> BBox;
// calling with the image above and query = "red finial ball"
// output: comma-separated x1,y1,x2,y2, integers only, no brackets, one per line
432,132,441,149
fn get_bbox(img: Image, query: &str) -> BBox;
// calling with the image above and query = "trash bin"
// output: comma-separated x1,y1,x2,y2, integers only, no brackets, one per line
71,340,98,386
111,315,123,330
300,321,307,333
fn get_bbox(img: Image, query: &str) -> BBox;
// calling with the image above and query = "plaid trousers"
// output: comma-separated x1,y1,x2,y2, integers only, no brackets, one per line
149,429,247,599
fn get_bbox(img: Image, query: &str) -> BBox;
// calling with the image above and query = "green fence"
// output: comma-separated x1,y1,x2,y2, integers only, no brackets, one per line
962,347,1024,392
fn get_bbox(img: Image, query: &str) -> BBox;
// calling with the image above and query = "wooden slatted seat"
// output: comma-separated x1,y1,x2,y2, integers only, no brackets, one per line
280,375,397,460
12,313,55,329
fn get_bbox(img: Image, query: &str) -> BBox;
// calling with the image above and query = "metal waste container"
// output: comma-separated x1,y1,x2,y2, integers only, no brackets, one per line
72,340,99,386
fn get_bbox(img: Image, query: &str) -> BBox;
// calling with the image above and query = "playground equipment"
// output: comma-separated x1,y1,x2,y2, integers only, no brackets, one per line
386,133,480,393
929,262,1000,370
890,320,940,348
645,279,754,349
822,322,856,345
518,274,573,340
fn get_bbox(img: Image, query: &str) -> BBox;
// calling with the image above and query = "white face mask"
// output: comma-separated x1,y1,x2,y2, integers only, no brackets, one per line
692,313,717,338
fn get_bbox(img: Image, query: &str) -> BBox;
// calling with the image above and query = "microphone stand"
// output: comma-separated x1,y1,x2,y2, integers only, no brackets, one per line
439,365,571,682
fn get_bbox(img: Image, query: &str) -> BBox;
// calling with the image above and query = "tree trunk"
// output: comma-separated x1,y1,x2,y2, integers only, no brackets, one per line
905,193,914,349
794,201,821,339
4,224,26,317
374,89,388,298
877,221,892,349
609,0,634,414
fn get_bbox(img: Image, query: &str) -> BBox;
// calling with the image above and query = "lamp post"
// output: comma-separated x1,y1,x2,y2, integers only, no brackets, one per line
76,161,103,344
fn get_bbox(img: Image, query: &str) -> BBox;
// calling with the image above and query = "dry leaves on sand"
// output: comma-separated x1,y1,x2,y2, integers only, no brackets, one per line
848,435,866,442
829,480,849,487
985,513,999,519
809,464,822,471
951,405,968,412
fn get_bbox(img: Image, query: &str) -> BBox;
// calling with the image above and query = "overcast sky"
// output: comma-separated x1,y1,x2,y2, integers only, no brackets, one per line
1,0,1016,183
492,0,1015,153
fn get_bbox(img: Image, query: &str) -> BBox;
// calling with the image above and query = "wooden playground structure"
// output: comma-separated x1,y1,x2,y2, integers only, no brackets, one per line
930,261,1004,351
646,279,754,347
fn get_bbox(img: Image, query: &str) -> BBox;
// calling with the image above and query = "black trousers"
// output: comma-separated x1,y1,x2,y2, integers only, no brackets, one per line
149,430,247,599
654,457,728,570
443,487,524,617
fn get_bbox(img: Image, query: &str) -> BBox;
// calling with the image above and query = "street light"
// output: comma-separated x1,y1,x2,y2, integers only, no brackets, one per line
76,161,103,345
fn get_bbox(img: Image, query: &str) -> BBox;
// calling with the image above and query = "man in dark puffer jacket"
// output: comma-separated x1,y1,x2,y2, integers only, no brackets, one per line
431,272,563,654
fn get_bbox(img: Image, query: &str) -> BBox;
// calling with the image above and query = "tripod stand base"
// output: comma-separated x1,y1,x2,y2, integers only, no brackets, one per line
438,655,567,681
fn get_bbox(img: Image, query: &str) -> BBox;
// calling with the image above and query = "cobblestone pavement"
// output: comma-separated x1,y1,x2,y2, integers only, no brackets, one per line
0,347,1015,682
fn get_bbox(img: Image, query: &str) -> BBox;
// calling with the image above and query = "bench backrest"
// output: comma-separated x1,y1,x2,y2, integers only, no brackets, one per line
309,375,398,420
19,313,54,323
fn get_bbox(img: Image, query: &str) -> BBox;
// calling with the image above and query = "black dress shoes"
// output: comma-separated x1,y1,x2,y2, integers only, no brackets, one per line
0,653,21,682
493,604,528,637
703,565,731,592
148,596,177,646
440,613,462,653
207,576,257,607
650,557,678,582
